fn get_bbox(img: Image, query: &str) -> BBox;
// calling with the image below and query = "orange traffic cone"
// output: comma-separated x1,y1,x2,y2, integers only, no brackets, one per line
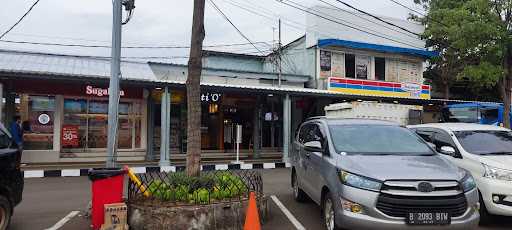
243,192,261,230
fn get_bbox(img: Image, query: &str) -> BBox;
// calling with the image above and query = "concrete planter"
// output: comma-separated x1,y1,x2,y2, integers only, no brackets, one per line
128,196,268,230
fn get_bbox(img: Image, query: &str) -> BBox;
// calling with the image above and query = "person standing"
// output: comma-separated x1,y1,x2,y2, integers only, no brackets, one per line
9,116,23,149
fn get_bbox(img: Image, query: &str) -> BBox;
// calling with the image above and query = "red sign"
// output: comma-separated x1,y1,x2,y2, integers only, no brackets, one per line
61,125,79,147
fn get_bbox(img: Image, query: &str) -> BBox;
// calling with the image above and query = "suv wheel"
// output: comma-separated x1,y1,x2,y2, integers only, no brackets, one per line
323,192,340,230
0,196,12,230
292,171,307,202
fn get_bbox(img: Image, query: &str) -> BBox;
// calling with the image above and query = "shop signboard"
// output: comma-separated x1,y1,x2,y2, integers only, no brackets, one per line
86,85,125,97
328,77,431,99
62,125,79,147
201,93,222,103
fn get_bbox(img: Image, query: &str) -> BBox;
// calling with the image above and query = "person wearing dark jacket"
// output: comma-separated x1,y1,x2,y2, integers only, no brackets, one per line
9,116,23,149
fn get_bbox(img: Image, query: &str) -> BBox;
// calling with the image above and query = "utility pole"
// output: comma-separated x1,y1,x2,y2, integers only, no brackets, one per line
106,0,135,168
278,18,282,88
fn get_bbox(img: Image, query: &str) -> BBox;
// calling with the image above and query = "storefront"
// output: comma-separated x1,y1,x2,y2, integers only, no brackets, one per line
3,79,147,162
149,88,283,155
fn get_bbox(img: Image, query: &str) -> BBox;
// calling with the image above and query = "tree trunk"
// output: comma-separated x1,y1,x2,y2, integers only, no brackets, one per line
186,0,206,177
442,80,450,100
501,45,512,128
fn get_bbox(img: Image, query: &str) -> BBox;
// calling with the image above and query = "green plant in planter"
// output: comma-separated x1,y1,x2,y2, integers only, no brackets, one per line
145,172,249,203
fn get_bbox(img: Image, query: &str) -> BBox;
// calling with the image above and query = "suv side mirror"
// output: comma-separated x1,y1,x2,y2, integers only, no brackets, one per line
440,146,458,157
304,141,323,152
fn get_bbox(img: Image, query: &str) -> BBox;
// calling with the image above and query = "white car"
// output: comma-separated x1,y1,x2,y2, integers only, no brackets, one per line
409,123,512,222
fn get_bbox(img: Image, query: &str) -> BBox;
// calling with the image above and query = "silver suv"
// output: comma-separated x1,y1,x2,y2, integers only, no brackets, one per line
290,118,479,230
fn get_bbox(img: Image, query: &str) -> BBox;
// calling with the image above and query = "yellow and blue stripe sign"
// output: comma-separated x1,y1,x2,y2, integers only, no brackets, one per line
328,77,431,99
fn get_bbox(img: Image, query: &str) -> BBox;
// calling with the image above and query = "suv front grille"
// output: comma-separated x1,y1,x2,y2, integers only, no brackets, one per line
376,181,468,218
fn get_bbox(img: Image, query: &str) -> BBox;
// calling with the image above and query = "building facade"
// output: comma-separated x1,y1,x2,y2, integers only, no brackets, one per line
0,7,441,165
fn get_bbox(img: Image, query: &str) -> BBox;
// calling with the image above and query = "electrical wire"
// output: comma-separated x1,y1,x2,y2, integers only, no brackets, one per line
0,0,42,39
330,0,421,37
317,0,419,40
207,0,266,55
0,39,272,49
278,0,424,49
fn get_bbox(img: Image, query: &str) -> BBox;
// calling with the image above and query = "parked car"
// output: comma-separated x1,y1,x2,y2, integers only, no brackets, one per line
409,123,512,222
0,123,23,230
442,103,511,126
291,118,479,230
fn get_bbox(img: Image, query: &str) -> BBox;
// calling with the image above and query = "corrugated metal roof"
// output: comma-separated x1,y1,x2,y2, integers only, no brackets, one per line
0,49,493,104
0,49,156,81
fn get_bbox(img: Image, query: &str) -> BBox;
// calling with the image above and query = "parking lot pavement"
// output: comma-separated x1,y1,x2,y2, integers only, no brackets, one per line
10,177,90,230
9,168,512,230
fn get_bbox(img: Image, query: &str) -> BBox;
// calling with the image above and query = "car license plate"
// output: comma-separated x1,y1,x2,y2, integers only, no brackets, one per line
406,212,451,225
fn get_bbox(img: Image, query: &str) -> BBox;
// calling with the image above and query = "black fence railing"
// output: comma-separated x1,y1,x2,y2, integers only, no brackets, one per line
128,170,263,205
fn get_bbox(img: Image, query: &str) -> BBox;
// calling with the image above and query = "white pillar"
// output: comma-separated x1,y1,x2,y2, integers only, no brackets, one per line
53,95,63,152
282,94,291,163
159,87,171,166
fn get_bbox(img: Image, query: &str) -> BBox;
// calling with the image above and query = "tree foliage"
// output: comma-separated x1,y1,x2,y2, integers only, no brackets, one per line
414,0,512,127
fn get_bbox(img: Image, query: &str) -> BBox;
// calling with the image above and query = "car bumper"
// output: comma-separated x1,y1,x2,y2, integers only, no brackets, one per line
335,186,480,230
478,177,512,216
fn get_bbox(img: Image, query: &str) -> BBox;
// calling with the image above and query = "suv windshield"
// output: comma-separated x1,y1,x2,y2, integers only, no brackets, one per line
454,130,512,155
329,125,434,155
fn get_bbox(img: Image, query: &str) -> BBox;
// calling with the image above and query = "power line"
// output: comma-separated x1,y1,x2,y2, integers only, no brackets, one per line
0,39,271,49
0,0,41,39
317,0,419,39
330,0,421,37
278,0,424,49
207,0,265,55
387,0,426,17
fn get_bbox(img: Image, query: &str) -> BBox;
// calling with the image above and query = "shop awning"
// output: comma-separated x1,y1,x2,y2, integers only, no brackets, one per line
318,39,438,59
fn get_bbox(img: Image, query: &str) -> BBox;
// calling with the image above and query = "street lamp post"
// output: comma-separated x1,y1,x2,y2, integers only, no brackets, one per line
106,0,134,168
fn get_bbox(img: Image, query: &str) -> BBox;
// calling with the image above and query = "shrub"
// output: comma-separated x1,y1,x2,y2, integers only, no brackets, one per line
144,171,249,204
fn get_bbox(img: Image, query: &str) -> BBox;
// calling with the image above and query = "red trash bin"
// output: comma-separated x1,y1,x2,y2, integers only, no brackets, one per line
88,168,126,230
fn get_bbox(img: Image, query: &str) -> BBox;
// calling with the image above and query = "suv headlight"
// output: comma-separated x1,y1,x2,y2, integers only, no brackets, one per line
339,170,382,192
461,173,476,192
483,164,512,181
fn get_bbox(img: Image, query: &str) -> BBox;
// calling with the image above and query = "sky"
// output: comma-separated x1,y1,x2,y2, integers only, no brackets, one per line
0,0,425,63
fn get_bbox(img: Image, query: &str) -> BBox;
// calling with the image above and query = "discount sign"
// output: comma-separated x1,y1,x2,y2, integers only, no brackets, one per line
62,125,79,147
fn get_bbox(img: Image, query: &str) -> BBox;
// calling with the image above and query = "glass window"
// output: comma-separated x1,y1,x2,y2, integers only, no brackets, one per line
62,98,142,151
442,107,479,123
63,99,87,149
0,129,12,149
20,95,55,150
432,131,456,152
329,125,433,155
455,130,512,155
375,57,386,81
345,54,355,78
481,108,499,124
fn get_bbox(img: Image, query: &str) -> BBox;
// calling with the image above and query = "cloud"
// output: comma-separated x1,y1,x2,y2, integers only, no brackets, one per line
0,0,418,63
